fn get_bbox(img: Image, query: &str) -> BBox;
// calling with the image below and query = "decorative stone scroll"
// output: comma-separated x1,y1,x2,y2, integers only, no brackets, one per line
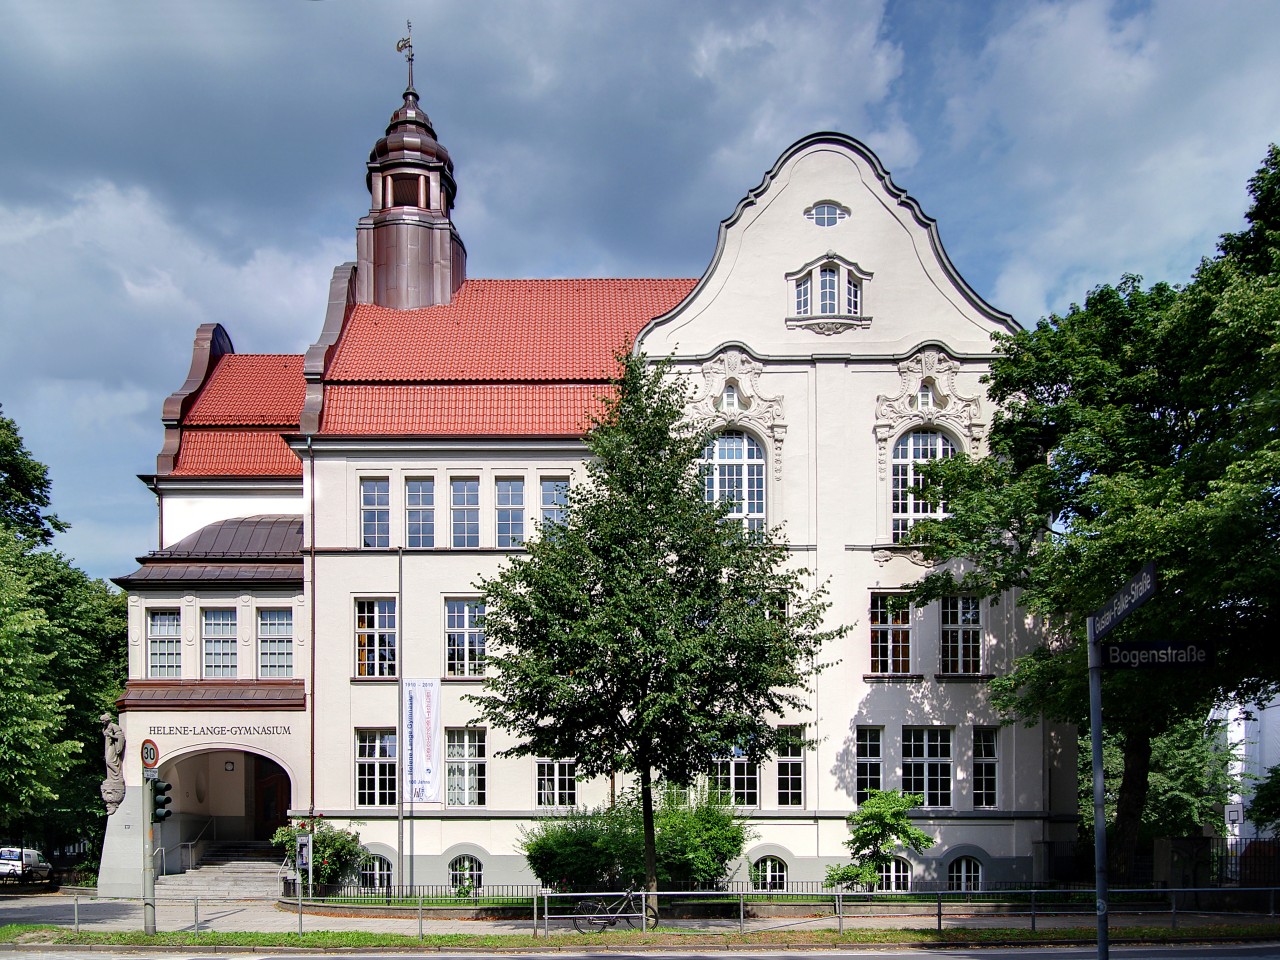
872,348,986,481
687,349,787,480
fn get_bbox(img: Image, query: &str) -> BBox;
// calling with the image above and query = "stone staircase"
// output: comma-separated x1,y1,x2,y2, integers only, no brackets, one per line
155,840,285,899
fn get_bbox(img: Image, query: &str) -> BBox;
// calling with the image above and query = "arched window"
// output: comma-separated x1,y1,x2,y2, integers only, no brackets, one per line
948,856,982,891
891,430,955,543
819,266,839,314
704,431,766,532
752,855,787,890
449,854,483,891
876,857,911,892
360,854,393,889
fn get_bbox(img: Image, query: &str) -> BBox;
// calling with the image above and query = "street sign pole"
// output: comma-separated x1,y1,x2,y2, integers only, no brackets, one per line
142,777,156,935
1087,615,1108,960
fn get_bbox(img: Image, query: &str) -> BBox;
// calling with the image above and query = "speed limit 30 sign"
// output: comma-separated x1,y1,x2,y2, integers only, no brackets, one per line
141,739,159,768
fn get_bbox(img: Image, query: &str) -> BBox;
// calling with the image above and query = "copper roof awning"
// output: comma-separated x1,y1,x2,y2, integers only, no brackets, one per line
119,679,306,711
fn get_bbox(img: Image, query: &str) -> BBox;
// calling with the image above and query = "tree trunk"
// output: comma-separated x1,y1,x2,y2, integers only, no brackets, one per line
639,760,658,897
1111,728,1153,884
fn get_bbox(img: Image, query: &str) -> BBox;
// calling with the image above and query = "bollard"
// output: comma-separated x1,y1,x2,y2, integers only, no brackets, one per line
194,897,200,935
74,894,79,934
418,898,423,940
739,892,745,934
836,891,843,935
936,892,942,931
532,891,538,937
1170,890,1177,930
1030,890,1036,932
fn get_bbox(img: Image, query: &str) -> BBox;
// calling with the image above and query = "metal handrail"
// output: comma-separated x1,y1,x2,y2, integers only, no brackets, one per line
151,845,165,877
179,817,216,871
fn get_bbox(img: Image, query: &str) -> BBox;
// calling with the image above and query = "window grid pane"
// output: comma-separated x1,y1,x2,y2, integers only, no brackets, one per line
795,275,811,315
202,609,237,678
257,608,293,677
870,595,911,674
451,479,480,547
361,479,390,548
753,856,787,890
819,266,838,313
941,596,982,674
355,599,397,677
903,728,952,806
446,600,485,677
891,431,955,543
711,757,759,806
496,479,525,547
406,479,435,548
536,760,577,807
446,729,487,805
877,858,911,892
847,274,861,314
777,725,804,807
973,728,998,808
356,729,397,806
855,727,882,804
148,610,181,678
540,478,568,527
705,431,766,532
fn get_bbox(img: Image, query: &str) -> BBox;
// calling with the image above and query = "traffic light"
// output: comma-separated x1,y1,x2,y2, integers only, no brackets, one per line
152,780,173,822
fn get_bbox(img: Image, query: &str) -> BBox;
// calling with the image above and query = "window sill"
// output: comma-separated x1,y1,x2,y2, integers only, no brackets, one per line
934,673,995,683
442,675,485,683
350,676,399,683
863,673,925,683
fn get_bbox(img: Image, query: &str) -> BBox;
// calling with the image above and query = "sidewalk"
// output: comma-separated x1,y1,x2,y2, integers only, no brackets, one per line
4,891,1278,938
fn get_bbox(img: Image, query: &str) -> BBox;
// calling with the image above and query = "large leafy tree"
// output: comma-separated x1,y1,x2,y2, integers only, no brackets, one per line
825,790,933,890
0,407,126,853
471,354,844,892
905,146,1280,877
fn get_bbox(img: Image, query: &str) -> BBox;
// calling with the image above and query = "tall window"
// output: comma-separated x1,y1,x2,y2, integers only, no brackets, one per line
776,725,804,807
941,597,982,674
819,265,838,314
355,599,397,677
704,431,766,531
891,430,955,543
447,728,486,805
948,856,983,891
202,609,237,678
451,479,480,547
257,609,293,678
711,750,759,806
846,272,861,314
877,858,911,891
795,274,811,315
903,728,952,807
855,727,882,804
536,759,577,807
446,599,485,678
752,856,787,890
406,478,435,548
356,729,397,806
870,595,911,674
148,610,181,678
973,728,998,808
540,478,568,527
495,479,525,547
361,478,390,548
449,854,483,890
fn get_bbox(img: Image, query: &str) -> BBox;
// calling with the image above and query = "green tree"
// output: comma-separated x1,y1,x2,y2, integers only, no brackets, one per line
825,791,933,890
471,354,844,893
1246,764,1280,834
904,145,1280,876
0,404,66,545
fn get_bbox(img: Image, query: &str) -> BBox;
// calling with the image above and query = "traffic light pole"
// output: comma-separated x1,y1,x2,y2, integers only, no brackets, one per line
142,778,156,935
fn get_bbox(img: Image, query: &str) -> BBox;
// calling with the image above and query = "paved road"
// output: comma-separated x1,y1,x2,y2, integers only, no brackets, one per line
7,949,1280,960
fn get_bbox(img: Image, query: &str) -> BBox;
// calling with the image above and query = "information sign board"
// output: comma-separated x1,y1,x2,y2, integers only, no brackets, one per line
1092,562,1157,641
140,739,159,769
1101,639,1212,669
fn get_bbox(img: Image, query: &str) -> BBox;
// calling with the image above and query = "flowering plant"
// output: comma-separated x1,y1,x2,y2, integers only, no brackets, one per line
272,816,368,887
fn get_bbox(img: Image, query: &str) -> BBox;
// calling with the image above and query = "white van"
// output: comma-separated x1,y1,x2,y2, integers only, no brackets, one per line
0,847,54,882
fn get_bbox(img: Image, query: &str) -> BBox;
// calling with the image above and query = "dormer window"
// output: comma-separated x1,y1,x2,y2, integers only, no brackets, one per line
786,253,873,329
720,383,741,413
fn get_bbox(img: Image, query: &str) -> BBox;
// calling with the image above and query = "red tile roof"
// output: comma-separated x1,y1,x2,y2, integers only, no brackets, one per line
320,384,611,436
184,355,305,426
325,279,697,382
171,428,302,476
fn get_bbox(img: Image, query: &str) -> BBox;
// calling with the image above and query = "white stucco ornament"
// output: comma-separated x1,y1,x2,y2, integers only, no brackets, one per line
688,348,787,480
872,348,986,482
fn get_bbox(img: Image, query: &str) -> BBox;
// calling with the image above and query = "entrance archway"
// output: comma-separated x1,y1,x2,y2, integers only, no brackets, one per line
160,749,293,843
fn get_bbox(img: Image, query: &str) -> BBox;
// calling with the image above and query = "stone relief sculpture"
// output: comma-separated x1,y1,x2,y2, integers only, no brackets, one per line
100,712,125,816
687,348,787,480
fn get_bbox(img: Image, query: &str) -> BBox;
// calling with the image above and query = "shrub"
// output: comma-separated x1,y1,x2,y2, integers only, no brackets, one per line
272,816,367,887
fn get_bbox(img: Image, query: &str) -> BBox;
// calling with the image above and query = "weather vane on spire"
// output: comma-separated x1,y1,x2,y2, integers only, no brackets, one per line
396,20,415,91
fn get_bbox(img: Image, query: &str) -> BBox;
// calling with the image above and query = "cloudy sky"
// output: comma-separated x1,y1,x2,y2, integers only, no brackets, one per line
1,0,1277,581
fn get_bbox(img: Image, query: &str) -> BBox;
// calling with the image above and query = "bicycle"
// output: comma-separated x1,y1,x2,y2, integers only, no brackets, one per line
572,884,660,932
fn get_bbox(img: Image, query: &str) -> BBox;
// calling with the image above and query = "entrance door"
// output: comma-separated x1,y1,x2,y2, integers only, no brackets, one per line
252,756,291,840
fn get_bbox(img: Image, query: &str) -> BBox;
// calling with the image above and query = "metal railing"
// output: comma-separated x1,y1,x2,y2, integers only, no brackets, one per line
179,817,217,872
